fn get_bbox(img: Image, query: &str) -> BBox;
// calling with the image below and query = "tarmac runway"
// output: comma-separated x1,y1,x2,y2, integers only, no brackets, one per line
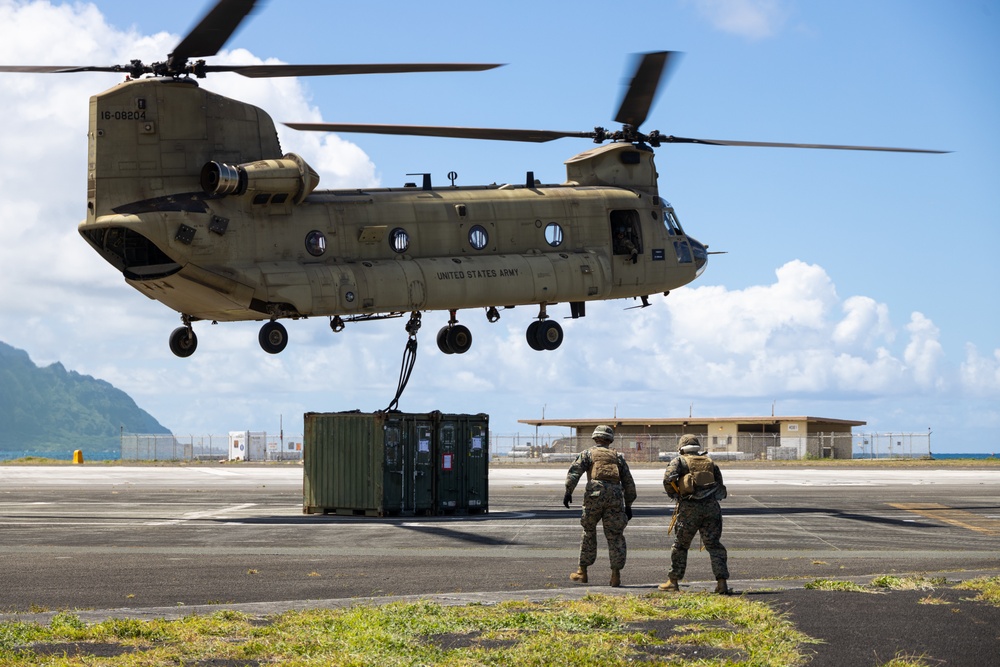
1,464,997,613
0,464,1000,612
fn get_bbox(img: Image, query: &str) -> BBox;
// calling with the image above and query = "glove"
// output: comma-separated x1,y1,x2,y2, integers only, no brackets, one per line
563,492,572,508
625,504,633,520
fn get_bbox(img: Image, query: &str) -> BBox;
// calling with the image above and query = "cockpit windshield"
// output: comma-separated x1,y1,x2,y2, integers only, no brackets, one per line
663,208,684,236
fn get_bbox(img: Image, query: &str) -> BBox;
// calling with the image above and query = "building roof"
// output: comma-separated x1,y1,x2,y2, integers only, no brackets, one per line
518,416,867,428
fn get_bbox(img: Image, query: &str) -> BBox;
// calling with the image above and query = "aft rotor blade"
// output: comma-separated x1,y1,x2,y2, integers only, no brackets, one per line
615,51,680,129
285,123,594,143
212,63,504,78
662,135,950,154
169,0,259,70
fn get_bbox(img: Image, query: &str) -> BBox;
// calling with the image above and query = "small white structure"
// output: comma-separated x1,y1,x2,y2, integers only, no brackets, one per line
228,431,267,461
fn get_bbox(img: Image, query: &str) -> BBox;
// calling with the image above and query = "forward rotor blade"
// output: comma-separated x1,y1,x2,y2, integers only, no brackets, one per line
168,0,259,71
214,63,504,78
615,51,680,129
0,65,119,73
661,135,949,154
285,123,594,143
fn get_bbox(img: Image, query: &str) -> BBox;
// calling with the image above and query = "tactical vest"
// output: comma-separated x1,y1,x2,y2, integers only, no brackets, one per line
678,454,716,495
590,446,621,484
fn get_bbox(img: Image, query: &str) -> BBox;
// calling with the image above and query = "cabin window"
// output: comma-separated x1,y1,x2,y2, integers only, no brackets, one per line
544,222,564,247
469,225,489,250
610,210,642,256
389,227,410,253
305,230,327,257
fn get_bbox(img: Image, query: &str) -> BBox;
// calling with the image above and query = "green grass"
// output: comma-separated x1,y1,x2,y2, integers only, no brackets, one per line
805,575,1000,610
955,575,1000,606
0,593,815,666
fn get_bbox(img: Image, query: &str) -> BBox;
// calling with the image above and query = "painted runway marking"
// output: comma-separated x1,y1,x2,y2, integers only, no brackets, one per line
145,503,257,526
889,503,1000,535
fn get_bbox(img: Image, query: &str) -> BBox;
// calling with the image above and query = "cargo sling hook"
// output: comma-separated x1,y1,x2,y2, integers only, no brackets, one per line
385,312,421,412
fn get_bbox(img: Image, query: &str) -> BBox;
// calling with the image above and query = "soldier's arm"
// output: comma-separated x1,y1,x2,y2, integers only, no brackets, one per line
565,451,589,494
663,458,682,497
619,456,637,505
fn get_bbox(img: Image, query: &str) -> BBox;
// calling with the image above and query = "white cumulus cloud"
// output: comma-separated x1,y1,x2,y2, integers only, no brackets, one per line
687,0,790,40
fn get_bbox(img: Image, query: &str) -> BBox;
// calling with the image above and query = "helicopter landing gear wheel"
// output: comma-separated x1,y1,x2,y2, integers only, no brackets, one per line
437,327,455,355
259,321,288,354
169,326,198,358
526,321,545,351
437,324,472,354
537,320,564,350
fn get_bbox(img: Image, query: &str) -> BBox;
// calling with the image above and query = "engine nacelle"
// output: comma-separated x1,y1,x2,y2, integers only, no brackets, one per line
200,153,320,204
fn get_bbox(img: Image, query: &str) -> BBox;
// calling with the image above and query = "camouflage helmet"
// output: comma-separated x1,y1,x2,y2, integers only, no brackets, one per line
678,434,701,454
592,424,615,444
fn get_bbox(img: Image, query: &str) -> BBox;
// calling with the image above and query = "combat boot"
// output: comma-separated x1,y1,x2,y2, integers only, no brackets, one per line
658,577,680,592
714,578,731,595
570,566,588,583
610,569,621,587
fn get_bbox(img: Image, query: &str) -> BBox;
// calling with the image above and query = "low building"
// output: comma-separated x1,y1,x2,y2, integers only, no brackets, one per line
517,416,866,460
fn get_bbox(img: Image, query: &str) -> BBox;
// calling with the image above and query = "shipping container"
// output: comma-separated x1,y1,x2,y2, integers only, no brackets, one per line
303,411,488,516
228,431,267,461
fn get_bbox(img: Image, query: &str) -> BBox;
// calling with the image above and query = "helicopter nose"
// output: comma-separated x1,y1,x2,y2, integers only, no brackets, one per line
688,236,708,277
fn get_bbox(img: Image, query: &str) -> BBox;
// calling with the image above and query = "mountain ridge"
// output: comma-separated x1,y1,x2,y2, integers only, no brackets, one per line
0,341,170,453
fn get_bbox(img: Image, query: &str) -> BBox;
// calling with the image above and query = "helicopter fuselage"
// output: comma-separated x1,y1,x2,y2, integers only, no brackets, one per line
79,77,707,355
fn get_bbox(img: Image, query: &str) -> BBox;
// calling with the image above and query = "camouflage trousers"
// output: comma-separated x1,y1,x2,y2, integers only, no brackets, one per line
578,480,629,570
669,499,729,580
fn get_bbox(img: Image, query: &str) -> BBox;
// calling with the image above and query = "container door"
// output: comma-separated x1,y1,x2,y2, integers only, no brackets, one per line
382,419,405,514
412,418,435,514
464,415,489,514
436,418,463,512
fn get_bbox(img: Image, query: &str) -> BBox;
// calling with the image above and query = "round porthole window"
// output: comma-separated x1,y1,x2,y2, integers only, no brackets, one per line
544,222,564,247
305,230,326,256
469,225,488,250
389,227,410,253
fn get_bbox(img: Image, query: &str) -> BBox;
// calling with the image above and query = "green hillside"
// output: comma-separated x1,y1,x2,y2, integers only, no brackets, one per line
0,341,170,453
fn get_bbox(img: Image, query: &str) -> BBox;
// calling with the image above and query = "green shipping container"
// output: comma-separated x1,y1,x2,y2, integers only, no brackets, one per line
436,414,489,514
303,411,488,516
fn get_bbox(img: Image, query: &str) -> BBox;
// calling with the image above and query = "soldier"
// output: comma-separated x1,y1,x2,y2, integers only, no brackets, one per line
659,434,731,594
563,425,637,587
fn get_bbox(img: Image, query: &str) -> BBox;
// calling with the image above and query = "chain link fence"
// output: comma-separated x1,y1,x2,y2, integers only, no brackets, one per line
120,431,931,462
491,432,931,462
120,434,304,461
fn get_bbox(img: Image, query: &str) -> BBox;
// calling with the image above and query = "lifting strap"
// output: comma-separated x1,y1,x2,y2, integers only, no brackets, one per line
385,312,421,412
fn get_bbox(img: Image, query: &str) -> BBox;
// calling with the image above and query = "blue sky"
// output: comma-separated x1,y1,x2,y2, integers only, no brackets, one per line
0,0,997,452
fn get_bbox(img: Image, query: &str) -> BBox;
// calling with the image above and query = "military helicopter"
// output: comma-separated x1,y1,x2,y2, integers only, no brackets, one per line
0,0,944,361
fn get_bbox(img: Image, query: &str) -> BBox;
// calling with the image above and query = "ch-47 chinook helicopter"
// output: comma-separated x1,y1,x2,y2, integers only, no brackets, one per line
1,0,945,361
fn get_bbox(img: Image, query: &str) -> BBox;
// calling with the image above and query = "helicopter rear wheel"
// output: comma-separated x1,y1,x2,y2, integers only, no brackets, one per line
526,321,545,351
259,321,288,354
537,320,564,351
169,327,198,358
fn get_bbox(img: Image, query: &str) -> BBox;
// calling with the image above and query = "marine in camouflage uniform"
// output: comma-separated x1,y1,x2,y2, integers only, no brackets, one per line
660,434,731,594
563,425,637,587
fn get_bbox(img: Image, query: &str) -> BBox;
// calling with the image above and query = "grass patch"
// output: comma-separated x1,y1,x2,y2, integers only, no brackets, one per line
869,575,946,591
804,579,872,593
954,576,1000,606
805,575,951,594
877,651,935,666
0,593,816,666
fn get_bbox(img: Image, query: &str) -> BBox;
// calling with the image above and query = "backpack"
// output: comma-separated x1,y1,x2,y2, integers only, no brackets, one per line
678,455,716,496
